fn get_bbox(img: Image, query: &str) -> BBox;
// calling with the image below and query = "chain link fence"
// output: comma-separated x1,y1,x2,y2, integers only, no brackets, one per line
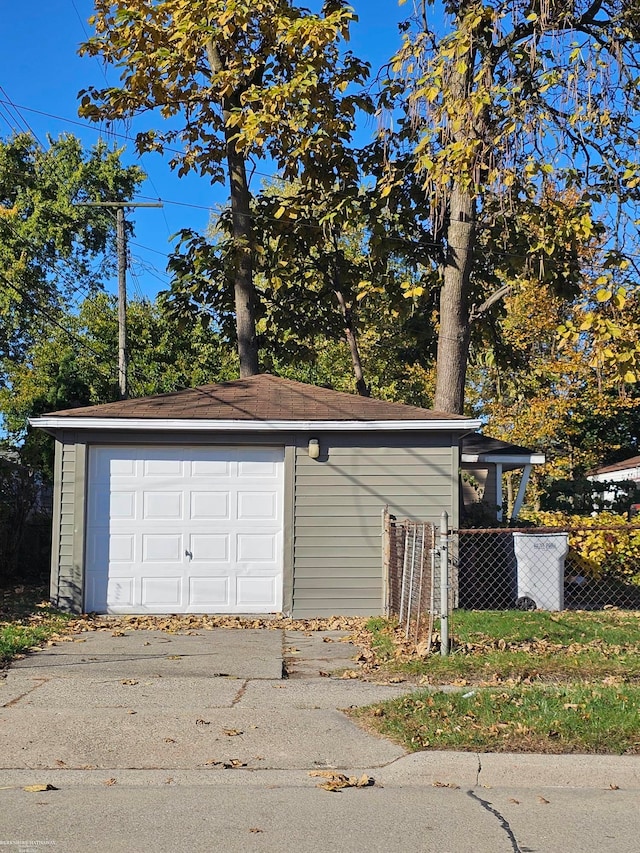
454,525,640,611
383,511,453,640
384,512,640,626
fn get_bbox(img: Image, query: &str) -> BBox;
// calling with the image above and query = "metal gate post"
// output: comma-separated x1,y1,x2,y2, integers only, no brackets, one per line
440,511,449,657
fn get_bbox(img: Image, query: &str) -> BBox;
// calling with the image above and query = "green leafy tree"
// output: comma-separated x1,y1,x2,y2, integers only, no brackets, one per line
79,0,370,377
1,293,236,478
0,133,144,364
379,0,640,413
163,173,443,398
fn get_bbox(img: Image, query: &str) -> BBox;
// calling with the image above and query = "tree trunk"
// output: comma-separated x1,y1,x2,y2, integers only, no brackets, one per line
225,131,259,377
433,183,475,414
333,287,370,397
207,39,259,377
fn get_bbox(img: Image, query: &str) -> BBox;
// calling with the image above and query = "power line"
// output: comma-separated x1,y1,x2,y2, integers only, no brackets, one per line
137,193,216,213
2,98,637,278
4,98,636,269
70,0,110,87
0,272,174,394
0,86,43,146
1,273,118,381
0,218,98,303
0,99,280,184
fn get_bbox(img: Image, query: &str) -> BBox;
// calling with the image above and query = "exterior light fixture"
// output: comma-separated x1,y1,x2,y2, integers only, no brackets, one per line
308,438,320,459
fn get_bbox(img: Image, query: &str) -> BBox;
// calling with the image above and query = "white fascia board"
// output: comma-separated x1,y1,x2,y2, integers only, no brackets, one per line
588,468,640,483
461,453,546,465
30,416,483,433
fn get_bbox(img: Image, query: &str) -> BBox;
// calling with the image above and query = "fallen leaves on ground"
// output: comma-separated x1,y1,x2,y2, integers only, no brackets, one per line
223,728,243,737
23,784,58,793
309,771,375,792
53,614,370,636
203,758,246,769
432,781,460,789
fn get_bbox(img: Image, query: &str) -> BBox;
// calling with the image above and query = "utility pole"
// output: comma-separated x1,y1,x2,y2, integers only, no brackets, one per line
76,201,163,399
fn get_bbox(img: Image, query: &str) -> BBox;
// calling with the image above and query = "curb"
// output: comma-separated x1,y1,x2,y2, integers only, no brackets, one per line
374,751,640,789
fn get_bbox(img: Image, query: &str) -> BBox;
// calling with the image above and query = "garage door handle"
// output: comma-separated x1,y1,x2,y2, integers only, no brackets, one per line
185,550,193,560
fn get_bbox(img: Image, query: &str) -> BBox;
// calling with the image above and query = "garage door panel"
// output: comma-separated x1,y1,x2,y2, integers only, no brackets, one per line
143,491,183,520
141,576,182,607
109,490,136,520
109,534,135,562
191,458,231,477
188,577,229,607
189,534,229,562
237,533,278,562
238,452,280,477
190,491,229,519
142,533,183,562
105,576,135,609
237,491,278,520
85,445,284,614
236,576,278,608
86,532,137,567
143,457,183,477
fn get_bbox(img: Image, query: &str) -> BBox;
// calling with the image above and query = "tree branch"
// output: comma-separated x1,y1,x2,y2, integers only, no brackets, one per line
470,284,511,322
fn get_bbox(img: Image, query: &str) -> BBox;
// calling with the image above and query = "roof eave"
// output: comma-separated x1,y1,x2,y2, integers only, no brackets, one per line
461,452,546,466
30,416,482,433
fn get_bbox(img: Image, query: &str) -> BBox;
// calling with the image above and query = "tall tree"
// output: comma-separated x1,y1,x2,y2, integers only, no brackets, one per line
1,293,236,477
468,268,640,511
0,133,143,364
79,0,370,377
380,0,640,413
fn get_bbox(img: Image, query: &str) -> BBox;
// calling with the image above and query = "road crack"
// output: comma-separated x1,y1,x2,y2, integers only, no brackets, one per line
231,679,248,706
467,790,523,853
2,677,49,708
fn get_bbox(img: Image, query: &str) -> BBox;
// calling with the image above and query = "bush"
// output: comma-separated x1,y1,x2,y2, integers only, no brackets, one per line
521,510,640,586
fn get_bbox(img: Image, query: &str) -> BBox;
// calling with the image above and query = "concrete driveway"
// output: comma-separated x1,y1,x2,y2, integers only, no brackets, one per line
0,627,409,772
1,626,638,852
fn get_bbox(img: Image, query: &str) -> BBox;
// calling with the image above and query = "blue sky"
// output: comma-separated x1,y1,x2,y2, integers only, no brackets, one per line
0,1,408,301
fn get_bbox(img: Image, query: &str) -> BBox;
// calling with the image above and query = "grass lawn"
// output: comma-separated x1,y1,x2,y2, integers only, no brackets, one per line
0,584,74,667
351,683,640,754
354,610,640,754
365,609,640,684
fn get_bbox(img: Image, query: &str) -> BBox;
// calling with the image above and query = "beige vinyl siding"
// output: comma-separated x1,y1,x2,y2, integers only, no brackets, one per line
292,433,459,618
51,437,86,613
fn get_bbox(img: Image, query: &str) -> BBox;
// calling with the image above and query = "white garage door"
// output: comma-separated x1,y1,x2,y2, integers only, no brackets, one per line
84,445,284,614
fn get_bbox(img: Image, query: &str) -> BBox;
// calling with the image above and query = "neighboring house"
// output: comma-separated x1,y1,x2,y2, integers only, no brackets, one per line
31,374,480,617
587,455,640,509
460,434,545,522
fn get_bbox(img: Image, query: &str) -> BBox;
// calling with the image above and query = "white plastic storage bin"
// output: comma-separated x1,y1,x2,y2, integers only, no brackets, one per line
512,532,569,611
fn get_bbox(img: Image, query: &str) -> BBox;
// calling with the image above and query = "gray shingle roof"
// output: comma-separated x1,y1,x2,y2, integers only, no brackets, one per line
42,374,471,422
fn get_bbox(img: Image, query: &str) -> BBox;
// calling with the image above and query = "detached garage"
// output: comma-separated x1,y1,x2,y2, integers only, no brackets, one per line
31,374,479,617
